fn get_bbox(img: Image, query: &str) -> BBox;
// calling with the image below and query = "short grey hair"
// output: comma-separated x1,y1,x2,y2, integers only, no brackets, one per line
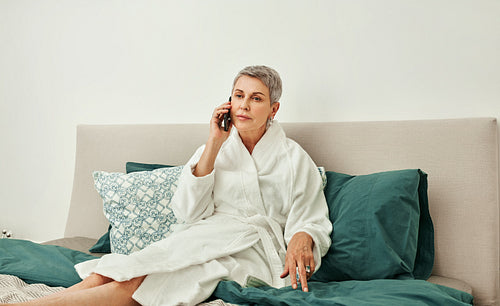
232,65,282,104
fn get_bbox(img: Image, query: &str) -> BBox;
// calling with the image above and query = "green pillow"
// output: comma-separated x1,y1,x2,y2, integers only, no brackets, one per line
311,169,434,282
0,239,98,287
88,162,173,253
88,224,112,253
126,161,173,173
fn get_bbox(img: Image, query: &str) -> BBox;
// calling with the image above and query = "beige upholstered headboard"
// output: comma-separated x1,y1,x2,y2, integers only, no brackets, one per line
65,118,499,305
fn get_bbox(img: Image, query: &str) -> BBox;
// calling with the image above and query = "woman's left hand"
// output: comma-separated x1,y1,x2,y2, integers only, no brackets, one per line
280,232,315,292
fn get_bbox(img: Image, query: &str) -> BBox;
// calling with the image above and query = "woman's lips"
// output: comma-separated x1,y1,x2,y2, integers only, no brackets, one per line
236,114,251,120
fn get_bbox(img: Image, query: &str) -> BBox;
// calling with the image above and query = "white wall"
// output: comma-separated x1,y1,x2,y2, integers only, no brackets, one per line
1,0,499,242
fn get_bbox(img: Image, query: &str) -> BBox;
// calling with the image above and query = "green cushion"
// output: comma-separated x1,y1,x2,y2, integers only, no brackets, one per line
88,224,112,253
0,239,98,287
125,161,173,173
311,169,434,282
88,162,174,253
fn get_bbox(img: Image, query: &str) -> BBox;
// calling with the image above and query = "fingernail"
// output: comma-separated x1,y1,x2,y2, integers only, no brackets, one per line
304,287,308,292
292,284,297,289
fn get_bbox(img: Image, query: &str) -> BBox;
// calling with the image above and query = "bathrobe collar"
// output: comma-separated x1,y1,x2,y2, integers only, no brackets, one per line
231,120,284,157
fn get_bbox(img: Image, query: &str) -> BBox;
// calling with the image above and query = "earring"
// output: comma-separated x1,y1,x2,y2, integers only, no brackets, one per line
266,117,274,130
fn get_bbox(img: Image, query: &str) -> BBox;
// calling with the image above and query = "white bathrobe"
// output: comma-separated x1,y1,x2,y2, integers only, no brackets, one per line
75,121,332,306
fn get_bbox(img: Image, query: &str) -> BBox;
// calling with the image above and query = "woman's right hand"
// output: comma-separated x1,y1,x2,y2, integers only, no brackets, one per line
193,100,232,177
209,100,232,144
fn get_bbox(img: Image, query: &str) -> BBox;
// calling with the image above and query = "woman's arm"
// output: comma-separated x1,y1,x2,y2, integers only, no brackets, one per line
172,101,232,223
193,101,232,177
281,146,332,292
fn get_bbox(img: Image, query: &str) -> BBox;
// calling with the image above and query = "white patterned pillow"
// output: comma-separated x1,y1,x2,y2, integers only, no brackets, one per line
318,167,327,189
93,166,183,255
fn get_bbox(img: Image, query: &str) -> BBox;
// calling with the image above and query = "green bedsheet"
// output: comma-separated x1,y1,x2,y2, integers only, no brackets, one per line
211,279,473,306
0,239,473,305
0,239,98,287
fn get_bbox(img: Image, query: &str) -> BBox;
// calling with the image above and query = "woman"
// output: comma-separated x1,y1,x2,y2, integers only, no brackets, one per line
19,66,332,306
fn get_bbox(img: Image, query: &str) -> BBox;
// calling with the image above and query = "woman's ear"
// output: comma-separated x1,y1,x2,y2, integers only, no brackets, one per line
271,102,280,118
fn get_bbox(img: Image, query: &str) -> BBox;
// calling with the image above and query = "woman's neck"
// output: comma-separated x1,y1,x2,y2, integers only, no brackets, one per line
238,126,266,154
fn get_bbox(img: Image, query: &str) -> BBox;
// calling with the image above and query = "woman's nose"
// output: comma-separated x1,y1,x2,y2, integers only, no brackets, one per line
240,98,250,110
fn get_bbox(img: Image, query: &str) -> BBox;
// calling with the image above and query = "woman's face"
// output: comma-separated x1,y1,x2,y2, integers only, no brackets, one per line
231,75,280,137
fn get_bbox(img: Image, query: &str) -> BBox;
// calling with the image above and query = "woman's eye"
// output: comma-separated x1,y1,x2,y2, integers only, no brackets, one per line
253,97,262,102
235,94,243,99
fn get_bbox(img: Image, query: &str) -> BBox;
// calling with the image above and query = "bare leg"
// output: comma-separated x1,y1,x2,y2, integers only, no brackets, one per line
10,273,114,303
61,273,114,293
7,275,146,306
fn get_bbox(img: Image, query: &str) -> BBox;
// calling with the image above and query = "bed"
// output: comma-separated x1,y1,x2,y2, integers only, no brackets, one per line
1,118,498,305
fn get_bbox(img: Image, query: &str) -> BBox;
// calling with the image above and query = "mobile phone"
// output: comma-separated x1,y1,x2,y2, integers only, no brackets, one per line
222,96,231,131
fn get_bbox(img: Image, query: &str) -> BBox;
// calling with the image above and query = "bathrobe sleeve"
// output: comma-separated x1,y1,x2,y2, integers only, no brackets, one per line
171,145,216,224
283,144,332,269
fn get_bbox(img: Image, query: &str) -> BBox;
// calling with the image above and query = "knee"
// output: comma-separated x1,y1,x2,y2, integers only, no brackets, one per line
113,276,146,294
85,273,114,287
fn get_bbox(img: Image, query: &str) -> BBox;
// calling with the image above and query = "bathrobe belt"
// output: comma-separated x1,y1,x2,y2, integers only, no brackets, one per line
229,214,287,287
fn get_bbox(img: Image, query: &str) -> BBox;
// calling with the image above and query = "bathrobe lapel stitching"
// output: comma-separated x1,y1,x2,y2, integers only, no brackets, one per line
231,125,288,287
233,130,268,217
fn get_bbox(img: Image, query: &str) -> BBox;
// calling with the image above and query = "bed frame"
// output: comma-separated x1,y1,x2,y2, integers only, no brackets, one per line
63,118,499,305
